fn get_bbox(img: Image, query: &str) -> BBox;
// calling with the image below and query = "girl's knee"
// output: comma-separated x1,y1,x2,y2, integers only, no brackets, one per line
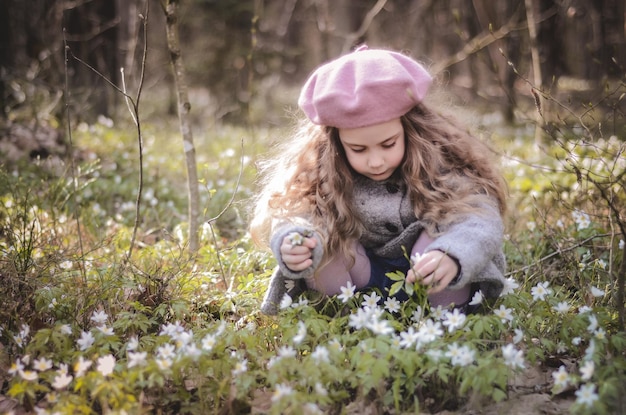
308,242,370,295
428,285,472,309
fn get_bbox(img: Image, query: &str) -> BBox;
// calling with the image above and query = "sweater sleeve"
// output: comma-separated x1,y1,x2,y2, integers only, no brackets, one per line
269,219,324,280
424,203,506,296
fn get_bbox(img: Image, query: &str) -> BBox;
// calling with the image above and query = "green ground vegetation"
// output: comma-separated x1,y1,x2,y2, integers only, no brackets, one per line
0,109,625,414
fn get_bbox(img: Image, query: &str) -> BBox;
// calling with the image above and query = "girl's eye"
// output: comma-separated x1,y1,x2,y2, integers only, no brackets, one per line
350,148,365,153
382,141,396,149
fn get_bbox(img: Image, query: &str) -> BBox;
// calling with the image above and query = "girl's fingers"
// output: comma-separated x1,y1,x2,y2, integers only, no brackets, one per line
284,258,312,271
281,236,316,254
420,268,437,285
282,251,312,271
281,236,315,271
409,251,459,292
282,245,310,256
282,252,311,263
427,271,457,293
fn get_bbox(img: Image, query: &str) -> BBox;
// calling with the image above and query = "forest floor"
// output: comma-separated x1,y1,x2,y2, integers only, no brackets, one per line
436,365,575,415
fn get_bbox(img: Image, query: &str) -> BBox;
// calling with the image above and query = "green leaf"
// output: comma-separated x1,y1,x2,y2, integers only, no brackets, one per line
492,387,507,402
438,365,451,383
610,333,626,351
405,281,414,296
473,319,484,337
386,270,405,281
388,280,404,297
7,381,27,399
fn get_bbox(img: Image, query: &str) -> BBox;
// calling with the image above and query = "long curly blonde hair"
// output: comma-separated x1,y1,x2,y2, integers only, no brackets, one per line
249,102,507,264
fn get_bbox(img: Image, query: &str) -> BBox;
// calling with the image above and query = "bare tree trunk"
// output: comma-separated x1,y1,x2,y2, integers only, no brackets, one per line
524,0,545,145
618,239,626,331
501,1,523,123
602,0,626,78
116,0,140,78
64,0,120,117
164,0,200,253
472,0,523,123
341,0,388,53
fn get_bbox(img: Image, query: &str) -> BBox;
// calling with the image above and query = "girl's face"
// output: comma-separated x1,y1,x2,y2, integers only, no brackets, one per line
338,118,405,181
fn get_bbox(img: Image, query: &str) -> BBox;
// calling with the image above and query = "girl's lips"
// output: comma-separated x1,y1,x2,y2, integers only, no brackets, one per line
369,170,390,180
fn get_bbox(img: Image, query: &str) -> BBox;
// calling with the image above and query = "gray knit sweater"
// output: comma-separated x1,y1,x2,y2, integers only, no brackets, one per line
260,175,506,314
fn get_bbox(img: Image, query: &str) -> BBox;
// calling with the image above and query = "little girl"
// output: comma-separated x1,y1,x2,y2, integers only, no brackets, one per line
250,45,508,315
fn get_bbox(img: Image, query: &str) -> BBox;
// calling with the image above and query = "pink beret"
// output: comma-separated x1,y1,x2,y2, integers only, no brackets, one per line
298,45,432,129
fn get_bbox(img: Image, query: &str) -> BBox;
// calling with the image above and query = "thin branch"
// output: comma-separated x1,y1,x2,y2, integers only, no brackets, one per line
67,50,136,104
506,233,613,277
125,1,150,262
342,0,389,53
207,138,244,224
499,153,561,173
64,17,120,42
65,1,150,262
432,6,556,75
207,138,245,290
62,28,87,284
208,224,228,289
617,242,626,331
121,68,137,125
136,6,149,104
534,81,626,329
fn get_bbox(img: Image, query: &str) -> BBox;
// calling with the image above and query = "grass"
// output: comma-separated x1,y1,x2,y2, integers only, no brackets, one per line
0,111,624,414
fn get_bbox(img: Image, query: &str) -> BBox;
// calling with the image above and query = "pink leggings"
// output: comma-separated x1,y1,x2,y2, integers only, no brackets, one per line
305,232,471,308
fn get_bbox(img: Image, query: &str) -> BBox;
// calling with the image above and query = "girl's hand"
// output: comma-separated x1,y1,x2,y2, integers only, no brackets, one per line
280,234,317,272
406,250,459,294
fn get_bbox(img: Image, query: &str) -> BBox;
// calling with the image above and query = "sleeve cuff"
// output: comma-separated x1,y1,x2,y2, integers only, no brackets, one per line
270,225,324,280
446,254,463,287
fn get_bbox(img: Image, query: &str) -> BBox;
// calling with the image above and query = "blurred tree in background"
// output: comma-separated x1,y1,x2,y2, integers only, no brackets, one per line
0,0,625,157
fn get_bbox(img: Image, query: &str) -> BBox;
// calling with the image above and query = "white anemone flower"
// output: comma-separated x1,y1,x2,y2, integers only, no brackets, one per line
96,354,116,377
337,281,356,303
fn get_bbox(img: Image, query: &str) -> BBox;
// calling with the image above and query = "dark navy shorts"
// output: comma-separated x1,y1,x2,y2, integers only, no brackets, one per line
365,250,412,302
364,250,476,311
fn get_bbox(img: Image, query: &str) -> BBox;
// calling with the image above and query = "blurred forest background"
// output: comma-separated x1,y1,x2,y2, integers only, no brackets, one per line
1,0,625,161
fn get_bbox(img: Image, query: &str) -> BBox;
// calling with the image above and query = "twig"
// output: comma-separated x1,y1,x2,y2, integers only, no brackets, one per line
62,28,87,284
125,1,150,262
342,0,388,53
121,68,137,126
207,138,244,224
207,138,245,289
207,225,228,290
583,171,626,330
66,51,135,102
542,85,626,329
506,233,612,277
618,242,626,331
65,1,150,262
432,12,528,75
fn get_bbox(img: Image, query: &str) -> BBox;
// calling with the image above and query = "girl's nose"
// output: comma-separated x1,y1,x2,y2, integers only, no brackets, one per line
368,153,384,168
